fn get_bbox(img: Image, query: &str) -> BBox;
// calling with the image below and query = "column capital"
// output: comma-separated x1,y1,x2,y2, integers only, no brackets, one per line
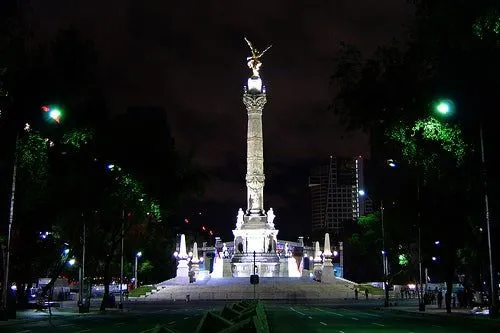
243,93,267,113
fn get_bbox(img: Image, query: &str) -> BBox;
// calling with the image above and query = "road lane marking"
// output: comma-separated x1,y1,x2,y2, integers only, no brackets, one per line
339,331,345,333
75,330,91,333
351,317,359,321
183,317,189,319
113,322,125,326
138,329,154,333
340,308,381,317
432,325,442,328
289,307,306,316
15,331,32,333
313,307,344,317
320,322,327,326
59,324,75,327
372,322,385,327
168,321,176,325
308,316,313,319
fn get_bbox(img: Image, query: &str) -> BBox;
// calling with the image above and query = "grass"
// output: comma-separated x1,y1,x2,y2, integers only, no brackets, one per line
358,284,384,296
129,285,155,297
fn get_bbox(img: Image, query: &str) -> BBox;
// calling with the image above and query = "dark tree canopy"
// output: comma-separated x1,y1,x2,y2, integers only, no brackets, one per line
331,0,500,305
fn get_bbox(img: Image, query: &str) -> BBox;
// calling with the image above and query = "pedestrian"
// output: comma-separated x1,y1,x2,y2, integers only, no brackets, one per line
354,288,359,300
365,289,369,300
437,290,443,309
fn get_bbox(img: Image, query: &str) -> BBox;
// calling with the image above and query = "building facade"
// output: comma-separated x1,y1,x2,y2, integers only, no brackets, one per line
309,156,370,238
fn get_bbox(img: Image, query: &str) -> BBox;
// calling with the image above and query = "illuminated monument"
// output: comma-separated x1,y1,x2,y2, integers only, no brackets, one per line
231,38,280,277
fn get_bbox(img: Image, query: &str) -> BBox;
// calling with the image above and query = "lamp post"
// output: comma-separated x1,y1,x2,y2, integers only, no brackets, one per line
2,106,63,318
78,221,87,313
134,251,142,289
434,99,496,315
359,190,389,307
2,134,18,317
119,210,124,309
479,123,496,315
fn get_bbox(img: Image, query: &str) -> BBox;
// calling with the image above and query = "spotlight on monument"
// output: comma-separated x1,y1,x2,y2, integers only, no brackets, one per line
333,250,338,257
358,189,366,196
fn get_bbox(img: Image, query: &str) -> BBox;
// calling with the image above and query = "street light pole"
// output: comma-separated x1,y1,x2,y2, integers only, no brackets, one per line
2,134,18,314
78,220,86,312
119,210,124,309
479,123,496,315
134,252,142,289
417,174,425,311
381,200,389,307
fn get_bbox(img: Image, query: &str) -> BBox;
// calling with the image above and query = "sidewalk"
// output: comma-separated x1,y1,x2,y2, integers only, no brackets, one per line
379,299,491,318
0,300,115,326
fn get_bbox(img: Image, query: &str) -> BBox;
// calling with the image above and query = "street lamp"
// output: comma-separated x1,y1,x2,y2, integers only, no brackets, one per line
359,190,389,307
434,99,496,315
134,251,142,289
2,106,62,317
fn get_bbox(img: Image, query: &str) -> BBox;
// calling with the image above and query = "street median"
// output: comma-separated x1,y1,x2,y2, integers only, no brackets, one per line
194,300,270,333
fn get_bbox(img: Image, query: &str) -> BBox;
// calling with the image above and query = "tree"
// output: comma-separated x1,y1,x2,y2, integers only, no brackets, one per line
331,0,500,313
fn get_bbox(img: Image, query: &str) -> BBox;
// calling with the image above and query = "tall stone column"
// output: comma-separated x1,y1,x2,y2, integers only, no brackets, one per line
231,39,280,277
243,89,267,216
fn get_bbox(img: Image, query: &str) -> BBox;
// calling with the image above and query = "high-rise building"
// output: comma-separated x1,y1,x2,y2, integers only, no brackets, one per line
309,155,370,238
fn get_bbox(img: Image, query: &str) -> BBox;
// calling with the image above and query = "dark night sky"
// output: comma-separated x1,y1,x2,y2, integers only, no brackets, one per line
28,0,414,239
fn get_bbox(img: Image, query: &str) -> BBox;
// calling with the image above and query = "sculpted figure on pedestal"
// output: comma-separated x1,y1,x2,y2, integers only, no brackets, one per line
244,37,272,78
267,208,275,227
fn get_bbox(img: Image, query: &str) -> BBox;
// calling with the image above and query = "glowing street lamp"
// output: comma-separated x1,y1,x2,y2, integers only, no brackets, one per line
41,105,63,123
134,251,142,289
2,105,63,316
358,189,388,306
434,99,454,116
387,159,397,168
434,98,496,315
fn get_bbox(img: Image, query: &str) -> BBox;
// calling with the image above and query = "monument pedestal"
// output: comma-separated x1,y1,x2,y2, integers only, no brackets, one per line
232,215,279,277
232,253,280,277
313,261,323,281
321,258,335,283
176,259,189,284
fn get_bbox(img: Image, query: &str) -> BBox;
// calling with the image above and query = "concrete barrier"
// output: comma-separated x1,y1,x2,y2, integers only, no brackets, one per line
194,300,269,333
150,324,178,332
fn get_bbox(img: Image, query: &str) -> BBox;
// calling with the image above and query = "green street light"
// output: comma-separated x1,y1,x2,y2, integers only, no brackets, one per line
432,97,496,316
434,99,454,116
41,105,63,123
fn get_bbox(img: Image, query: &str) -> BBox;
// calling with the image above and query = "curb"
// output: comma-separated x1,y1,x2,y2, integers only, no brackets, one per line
378,307,477,318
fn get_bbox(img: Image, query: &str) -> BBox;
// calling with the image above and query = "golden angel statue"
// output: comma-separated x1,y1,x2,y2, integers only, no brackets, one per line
245,37,272,78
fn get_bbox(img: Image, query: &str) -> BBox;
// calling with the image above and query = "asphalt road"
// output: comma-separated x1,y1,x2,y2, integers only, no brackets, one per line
0,303,217,333
266,303,500,333
1,301,499,333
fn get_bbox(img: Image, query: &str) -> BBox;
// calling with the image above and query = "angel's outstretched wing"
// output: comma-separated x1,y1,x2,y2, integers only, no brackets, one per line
258,45,272,58
244,37,255,55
